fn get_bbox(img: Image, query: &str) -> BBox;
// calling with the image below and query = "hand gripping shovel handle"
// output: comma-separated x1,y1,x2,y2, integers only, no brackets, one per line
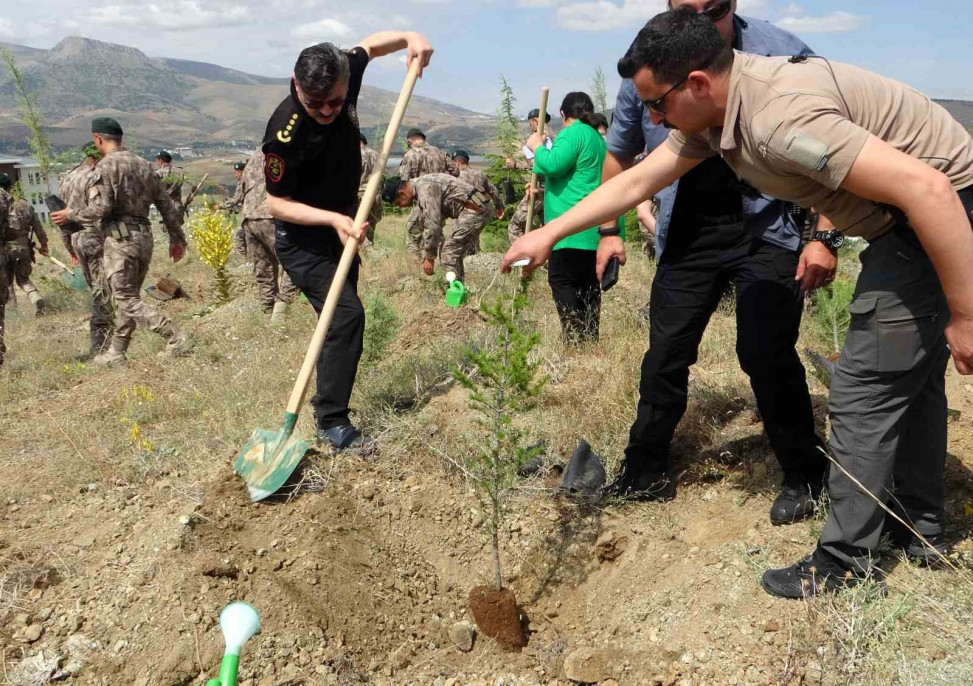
285,59,422,418
524,87,549,234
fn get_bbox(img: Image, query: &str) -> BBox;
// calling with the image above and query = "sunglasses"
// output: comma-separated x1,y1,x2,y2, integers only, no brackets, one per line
642,75,689,116
295,81,346,112
700,0,733,22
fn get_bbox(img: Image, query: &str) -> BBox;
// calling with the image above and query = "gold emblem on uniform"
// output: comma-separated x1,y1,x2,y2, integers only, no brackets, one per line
265,153,285,183
278,113,300,143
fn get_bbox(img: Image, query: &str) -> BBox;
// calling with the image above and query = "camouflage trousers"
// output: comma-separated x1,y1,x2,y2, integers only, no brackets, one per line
235,226,248,258
640,220,657,259
104,230,170,348
6,248,38,294
507,192,544,243
358,190,384,243
244,219,299,309
406,207,423,256
72,230,114,349
440,207,490,282
0,254,8,365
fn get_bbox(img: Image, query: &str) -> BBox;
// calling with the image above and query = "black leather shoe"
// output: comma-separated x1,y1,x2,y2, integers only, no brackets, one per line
604,462,675,502
762,550,871,599
770,478,822,526
316,425,376,456
896,532,949,568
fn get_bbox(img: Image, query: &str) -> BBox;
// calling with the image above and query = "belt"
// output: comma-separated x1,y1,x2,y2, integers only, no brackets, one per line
104,217,150,239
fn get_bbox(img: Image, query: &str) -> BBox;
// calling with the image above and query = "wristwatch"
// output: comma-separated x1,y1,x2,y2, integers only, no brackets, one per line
597,224,621,237
812,229,844,251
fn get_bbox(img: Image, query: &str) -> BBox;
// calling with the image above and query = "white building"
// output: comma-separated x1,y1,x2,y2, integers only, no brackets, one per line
0,155,58,223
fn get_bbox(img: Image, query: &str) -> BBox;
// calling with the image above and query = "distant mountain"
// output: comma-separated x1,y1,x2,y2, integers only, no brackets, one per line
0,36,496,154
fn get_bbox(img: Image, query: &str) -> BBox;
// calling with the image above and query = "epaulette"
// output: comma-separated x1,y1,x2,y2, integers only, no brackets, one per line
269,101,303,145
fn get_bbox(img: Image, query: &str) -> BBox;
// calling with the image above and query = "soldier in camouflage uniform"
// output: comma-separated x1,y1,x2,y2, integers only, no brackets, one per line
52,118,192,365
358,134,384,244
60,143,114,359
507,109,555,242
0,173,49,313
223,162,249,257
397,128,459,255
155,151,187,218
453,150,503,256
383,172,490,282
223,149,298,320
0,186,10,367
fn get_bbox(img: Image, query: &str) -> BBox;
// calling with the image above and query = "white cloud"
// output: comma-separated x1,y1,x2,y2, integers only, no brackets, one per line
0,18,16,39
775,11,868,34
518,0,562,7
555,0,664,32
85,2,252,31
290,18,356,42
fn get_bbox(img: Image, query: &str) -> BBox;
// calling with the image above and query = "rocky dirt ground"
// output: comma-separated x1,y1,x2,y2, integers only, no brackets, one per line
1,216,972,686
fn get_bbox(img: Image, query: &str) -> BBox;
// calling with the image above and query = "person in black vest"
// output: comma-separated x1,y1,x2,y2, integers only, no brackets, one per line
262,30,433,452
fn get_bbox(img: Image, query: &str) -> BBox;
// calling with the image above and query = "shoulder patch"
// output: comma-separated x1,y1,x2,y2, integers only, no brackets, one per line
265,153,285,183
779,129,829,172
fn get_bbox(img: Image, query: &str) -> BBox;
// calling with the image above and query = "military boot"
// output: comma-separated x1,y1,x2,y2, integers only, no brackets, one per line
271,301,288,323
27,289,46,315
79,326,111,362
159,322,194,357
93,339,128,366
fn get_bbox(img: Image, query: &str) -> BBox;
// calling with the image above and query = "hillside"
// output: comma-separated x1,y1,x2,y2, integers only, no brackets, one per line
0,36,496,153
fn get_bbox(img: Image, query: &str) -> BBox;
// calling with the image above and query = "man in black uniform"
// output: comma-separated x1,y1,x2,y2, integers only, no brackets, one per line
262,29,433,452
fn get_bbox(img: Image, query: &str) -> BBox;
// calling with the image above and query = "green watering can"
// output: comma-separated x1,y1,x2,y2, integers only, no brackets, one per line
445,271,467,308
206,603,260,686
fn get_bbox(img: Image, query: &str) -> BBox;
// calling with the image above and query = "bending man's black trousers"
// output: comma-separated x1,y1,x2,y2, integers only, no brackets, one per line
275,226,365,431
625,218,825,484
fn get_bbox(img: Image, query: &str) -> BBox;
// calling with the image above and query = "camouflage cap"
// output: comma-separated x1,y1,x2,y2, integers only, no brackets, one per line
233,161,246,171
0,172,10,188
406,128,425,139
381,176,403,204
82,142,102,159
452,149,470,163
527,109,552,123
91,116,123,136
156,150,173,162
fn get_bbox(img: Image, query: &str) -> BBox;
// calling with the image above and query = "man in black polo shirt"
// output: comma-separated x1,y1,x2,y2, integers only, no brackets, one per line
263,30,433,452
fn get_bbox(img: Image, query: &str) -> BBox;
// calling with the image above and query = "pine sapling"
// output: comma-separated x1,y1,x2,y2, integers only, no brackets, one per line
453,279,546,590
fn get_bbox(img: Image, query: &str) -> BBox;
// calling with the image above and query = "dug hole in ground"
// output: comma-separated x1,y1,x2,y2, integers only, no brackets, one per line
1,215,973,686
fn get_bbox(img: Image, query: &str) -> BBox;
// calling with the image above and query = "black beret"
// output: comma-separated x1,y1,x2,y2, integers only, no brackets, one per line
157,151,172,162
527,109,552,123
359,133,368,145
452,149,470,162
406,128,424,139
233,162,246,171
91,117,123,136
0,172,10,188
381,176,403,204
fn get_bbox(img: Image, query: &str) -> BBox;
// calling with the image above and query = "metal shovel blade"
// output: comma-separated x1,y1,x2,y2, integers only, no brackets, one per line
234,420,311,502
61,268,88,291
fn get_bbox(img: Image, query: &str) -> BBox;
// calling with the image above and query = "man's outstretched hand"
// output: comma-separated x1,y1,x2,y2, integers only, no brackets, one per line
501,229,555,275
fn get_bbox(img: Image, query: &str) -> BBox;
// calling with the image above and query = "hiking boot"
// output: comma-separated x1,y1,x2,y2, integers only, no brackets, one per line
93,344,127,366
762,549,872,599
770,477,822,526
271,301,288,323
316,425,376,456
28,290,45,315
159,323,194,357
604,460,675,502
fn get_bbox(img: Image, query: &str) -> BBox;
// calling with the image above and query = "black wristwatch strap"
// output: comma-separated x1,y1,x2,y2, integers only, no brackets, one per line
597,224,621,237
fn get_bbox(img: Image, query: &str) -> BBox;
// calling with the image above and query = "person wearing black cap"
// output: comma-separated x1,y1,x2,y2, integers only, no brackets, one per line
58,144,114,359
453,149,503,255
0,173,49,314
224,161,250,257
358,133,383,243
398,127,458,255
0,180,10,366
508,109,556,241
155,151,187,218
261,29,433,453
51,117,192,364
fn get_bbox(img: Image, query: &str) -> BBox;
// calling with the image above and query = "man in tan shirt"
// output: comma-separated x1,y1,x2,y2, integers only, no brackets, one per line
503,8,973,598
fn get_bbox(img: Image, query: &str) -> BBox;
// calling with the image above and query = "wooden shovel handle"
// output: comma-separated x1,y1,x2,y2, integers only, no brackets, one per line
524,86,549,233
46,254,73,273
285,59,422,416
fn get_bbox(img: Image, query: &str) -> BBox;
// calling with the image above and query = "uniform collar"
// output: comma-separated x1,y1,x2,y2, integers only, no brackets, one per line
718,51,749,152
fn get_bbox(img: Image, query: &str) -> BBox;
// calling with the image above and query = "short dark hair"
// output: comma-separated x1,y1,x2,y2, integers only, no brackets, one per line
618,7,733,84
560,92,600,130
98,133,123,144
591,113,609,130
294,43,350,96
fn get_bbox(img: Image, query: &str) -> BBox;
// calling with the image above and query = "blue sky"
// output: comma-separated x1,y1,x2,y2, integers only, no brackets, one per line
2,0,972,115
